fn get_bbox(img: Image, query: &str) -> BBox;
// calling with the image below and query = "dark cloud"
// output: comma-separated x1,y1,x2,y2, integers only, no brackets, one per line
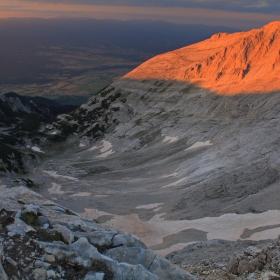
25,0,280,14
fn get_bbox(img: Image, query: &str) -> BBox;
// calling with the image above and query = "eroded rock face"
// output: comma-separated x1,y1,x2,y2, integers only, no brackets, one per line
227,238,280,277
167,239,280,280
0,186,196,280
125,21,280,95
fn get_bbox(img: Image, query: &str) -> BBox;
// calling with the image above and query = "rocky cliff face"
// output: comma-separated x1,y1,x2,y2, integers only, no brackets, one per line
125,21,280,94
0,186,195,280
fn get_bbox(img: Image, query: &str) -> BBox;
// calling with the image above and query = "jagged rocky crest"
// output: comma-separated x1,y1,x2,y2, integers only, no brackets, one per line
125,21,280,94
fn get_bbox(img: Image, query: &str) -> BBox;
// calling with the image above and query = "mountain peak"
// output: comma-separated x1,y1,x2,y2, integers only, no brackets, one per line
262,21,280,29
124,22,280,95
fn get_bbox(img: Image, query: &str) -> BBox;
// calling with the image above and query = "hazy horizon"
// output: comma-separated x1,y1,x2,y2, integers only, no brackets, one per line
0,1,279,30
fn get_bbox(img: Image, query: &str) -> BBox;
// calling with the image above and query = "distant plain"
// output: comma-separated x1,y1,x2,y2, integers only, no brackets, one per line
0,18,238,105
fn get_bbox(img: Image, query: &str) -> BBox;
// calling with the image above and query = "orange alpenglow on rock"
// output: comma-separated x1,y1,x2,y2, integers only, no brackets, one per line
124,21,280,95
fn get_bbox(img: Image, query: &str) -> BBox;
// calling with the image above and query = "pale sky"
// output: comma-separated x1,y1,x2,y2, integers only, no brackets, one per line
0,0,279,29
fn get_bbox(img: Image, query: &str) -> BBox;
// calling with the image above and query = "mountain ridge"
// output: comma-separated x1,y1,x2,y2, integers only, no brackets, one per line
125,21,280,95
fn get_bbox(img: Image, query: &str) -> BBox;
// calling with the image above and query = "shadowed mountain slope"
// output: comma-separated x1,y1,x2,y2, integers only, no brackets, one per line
125,21,280,95
0,93,77,174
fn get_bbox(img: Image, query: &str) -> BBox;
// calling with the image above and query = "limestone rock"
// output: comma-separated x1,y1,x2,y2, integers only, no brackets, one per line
42,237,105,267
112,233,147,248
105,246,156,269
44,254,56,263
84,272,105,280
0,244,8,280
7,218,35,237
47,270,56,278
105,246,196,280
21,204,42,216
53,224,74,244
0,186,196,279
113,263,159,280
149,254,197,280
74,231,116,248
38,216,49,226
31,268,47,278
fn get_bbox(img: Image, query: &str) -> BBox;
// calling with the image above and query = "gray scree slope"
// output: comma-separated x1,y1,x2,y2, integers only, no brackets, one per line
25,78,280,252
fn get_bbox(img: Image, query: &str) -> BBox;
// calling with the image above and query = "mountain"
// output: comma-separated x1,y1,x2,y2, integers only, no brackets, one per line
0,92,77,119
125,21,280,94
1,22,280,279
0,92,77,174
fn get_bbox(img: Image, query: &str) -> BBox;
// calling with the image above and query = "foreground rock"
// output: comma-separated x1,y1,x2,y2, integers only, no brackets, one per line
0,186,196,280
167,239,280,280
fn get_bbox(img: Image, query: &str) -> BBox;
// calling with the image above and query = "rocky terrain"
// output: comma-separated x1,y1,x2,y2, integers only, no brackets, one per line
1,22,280,279
125,21,280,94
0,92,76,175
167,239,280,279
0,186,195,279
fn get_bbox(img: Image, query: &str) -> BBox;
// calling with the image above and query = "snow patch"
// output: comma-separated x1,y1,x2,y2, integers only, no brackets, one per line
185,141,212,151
100,140,113,153
31,146,45,153
97,149,114,158
249,228,280,240
162,177,186,188
162,135,179,144
136,203,164,210
82,208,280,256
160,172,178,178
89,145,99,151
48,183,65,195
43,170,78,181
71,192,91,197
96,140,114,158
153,207,162,212
79,143,86,147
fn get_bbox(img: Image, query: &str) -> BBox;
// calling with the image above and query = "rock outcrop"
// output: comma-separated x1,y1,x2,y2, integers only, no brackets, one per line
0,186,196,280
227,237,280,278
125,21,280,95
167,238,280,280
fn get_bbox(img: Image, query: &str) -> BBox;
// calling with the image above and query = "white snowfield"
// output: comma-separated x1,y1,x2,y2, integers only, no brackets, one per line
162,135,179,144
82,208,280,256
70,192,91,197
96,140,114,158
185,141,212,151
162,177,186,188
89,145,99,151
160,172,178,178
31,146,45,153
79,142,86,147
48,182,65,195
42,170,78,181
136,203,164,210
